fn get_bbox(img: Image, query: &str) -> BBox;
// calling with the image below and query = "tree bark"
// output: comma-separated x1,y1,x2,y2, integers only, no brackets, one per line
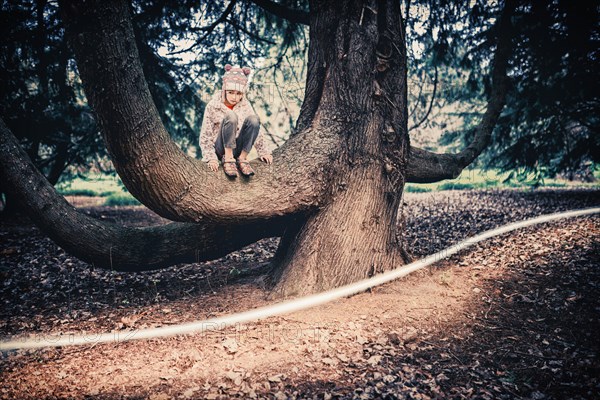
269,0,411,297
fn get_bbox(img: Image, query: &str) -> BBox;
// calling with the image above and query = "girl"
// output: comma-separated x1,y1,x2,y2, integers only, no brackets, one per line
199,64,273,178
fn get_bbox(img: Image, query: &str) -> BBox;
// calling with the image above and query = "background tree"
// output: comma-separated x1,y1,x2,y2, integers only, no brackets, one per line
489,0,599,180
0,0,102,213
406,0,599,181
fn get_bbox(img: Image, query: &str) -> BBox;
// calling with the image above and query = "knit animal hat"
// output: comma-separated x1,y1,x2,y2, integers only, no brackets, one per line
222,64,251,92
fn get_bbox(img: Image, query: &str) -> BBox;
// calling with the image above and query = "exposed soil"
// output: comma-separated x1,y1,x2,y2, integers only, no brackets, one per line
1,188,599,399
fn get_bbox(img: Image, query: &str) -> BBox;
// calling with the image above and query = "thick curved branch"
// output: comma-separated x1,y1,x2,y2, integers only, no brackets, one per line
0,118,285,271
406,0,515,183
58,0,329,224
249,0,309,25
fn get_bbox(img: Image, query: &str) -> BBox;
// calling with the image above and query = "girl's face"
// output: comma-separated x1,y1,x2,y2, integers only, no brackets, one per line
225,90,243,106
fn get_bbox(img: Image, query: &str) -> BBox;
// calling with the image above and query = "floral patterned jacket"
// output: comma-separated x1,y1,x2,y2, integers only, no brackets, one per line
199,92,271,162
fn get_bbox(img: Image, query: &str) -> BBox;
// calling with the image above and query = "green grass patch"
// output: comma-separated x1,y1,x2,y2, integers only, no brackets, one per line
58,188,99,197
56,173,141,206
104,193,141,206
404,169,504,192
56,174,124,197
542,181,567,188
437,182,475,191
404,185,432,193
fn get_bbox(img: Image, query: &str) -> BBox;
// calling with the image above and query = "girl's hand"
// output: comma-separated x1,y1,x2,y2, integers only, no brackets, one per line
260,154,273,165
208,160,219,172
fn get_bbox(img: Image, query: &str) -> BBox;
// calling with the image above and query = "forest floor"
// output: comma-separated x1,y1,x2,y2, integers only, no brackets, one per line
1,188,599,399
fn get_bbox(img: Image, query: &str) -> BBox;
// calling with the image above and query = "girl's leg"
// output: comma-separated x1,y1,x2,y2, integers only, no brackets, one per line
234,115,260,176
234,115,260,160
215,111,239,177
214,111,238,160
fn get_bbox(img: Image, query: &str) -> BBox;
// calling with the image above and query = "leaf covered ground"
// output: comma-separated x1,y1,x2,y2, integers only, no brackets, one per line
1,188,599,399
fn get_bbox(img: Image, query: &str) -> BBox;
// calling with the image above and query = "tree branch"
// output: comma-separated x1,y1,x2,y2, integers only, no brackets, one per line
168,0,238,56
225,17,277,45
408,64,437,132
0,117,284,271
406,0,515,183
249,0,309,25
58,0,330,224
404,0,411,25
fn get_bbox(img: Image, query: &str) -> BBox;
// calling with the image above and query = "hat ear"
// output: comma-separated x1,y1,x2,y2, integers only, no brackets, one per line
242,67,251,76
225,64,233,72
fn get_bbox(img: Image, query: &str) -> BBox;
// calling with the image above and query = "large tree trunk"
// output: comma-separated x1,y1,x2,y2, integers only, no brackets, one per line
57,0,409,294
268,0,410,297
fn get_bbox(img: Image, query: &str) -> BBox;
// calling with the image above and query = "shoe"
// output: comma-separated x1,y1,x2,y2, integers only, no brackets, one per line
222,159,238,178
236,160,255,176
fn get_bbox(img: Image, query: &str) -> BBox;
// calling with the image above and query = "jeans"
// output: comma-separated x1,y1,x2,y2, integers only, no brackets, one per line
214,111,260,159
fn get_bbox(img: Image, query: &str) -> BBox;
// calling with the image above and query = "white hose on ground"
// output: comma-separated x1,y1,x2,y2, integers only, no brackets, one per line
1,207,598,351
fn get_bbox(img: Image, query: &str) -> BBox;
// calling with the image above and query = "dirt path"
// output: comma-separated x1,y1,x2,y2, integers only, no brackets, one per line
1,189,599,399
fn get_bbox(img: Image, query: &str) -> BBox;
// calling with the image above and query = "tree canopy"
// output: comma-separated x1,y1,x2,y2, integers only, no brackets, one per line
2,0,596,185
